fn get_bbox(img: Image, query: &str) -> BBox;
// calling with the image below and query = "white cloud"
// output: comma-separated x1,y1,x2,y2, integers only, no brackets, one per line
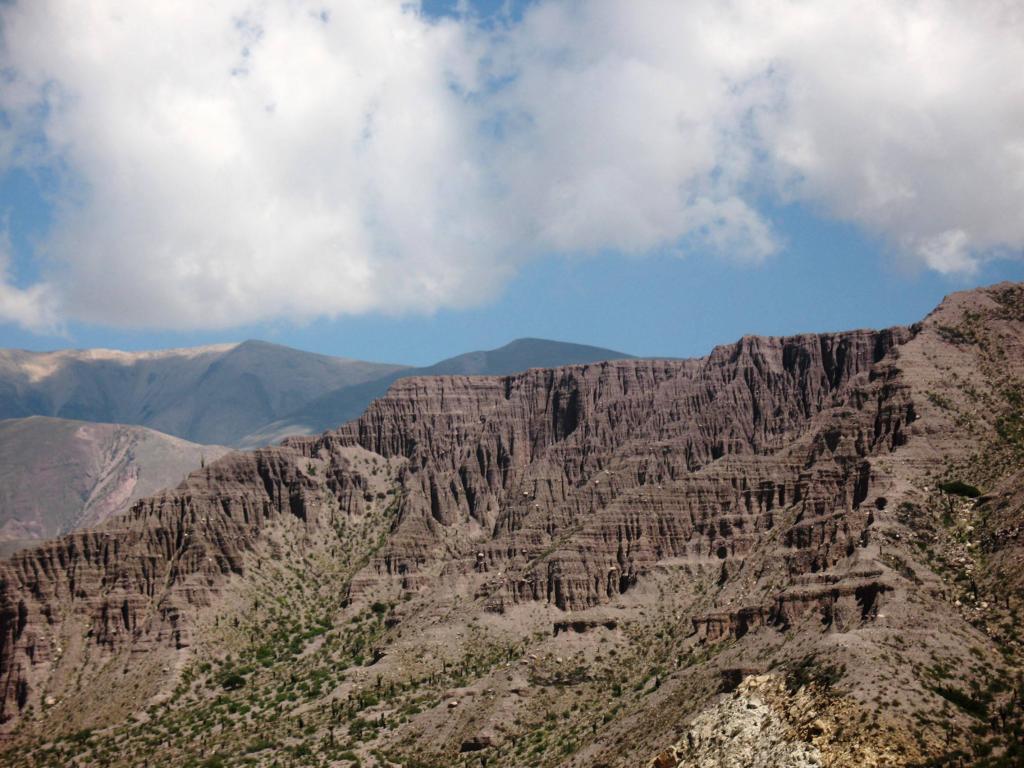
0,0,1022,331
487,0,1024,273
914,229,975,274
0,278,58,334
0,1,504,329
750,0,1024,274
484,1,783,261
0,228,60,332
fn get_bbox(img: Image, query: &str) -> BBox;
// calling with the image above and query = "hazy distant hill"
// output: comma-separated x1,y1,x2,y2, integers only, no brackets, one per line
0,416,230,555
239,338,633,446
0,338,631,449
0,341,406,446
411,337,634,376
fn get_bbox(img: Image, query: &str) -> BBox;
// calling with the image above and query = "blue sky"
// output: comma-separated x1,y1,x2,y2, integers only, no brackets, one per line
1,1,1021,365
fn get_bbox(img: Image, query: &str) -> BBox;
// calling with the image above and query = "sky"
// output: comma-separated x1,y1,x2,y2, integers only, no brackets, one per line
0,0,1022,366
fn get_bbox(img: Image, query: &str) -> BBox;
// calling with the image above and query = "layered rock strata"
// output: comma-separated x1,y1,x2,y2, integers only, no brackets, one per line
1,284,1021,764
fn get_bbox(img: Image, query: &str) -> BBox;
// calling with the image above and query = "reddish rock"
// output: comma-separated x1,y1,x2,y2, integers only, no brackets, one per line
2,282,1023,753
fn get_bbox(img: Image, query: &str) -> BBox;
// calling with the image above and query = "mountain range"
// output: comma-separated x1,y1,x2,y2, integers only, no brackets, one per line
0,338,630,447
0,338,631,552
1,283,1022,766
0,340,404,446
241,338,636,446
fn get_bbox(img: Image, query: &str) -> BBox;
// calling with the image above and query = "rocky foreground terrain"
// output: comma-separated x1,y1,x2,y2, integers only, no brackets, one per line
1,283,1023,767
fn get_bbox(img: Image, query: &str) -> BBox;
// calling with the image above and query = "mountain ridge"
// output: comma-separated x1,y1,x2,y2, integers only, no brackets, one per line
0,337,631,447
1,283,1022,766
0,339,406,445
239,337,632,446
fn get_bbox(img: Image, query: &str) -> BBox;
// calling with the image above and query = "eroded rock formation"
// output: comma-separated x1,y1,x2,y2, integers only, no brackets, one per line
1,284,1023,768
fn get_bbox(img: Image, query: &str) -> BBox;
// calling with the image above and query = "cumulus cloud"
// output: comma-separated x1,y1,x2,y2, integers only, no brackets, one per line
751,0,1024,273
0,227,60,332
0,0,1021,331
0,1,504,329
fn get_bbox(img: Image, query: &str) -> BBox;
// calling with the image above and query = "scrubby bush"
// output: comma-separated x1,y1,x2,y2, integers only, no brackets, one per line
939,480,981,498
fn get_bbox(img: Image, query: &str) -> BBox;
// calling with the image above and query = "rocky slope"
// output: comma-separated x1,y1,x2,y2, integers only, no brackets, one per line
1,283,1022,767
0,416,230,556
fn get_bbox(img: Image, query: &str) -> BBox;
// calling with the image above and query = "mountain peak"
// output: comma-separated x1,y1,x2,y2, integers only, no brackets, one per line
495,336,631,356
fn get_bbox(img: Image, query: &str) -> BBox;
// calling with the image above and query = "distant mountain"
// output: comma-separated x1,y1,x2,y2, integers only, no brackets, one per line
0,341,406,446
0,416,230,556
0,338,631,448
238,338,633,446
411,337,635,376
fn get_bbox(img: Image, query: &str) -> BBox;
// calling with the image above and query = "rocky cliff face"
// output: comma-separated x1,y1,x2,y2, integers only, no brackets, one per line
0,445,394,728
1,284,1022,767
297,327,910,617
